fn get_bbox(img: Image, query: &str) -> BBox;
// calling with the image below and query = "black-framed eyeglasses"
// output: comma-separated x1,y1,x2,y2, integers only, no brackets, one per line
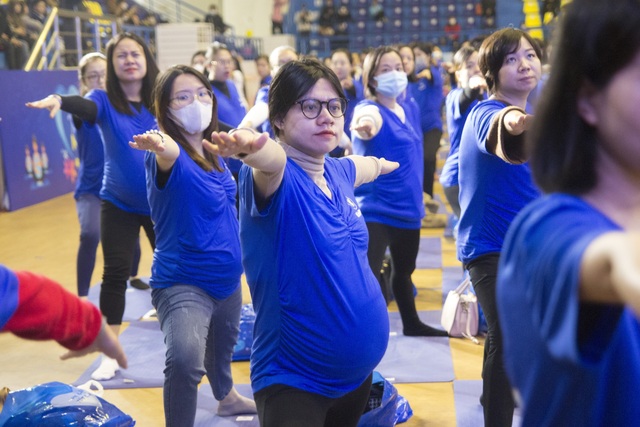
295,98,347,119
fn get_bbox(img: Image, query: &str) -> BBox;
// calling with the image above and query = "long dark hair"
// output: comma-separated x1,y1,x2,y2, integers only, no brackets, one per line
154,65,222,172
527,0,640,194
105,32,160,115
361,45,403,99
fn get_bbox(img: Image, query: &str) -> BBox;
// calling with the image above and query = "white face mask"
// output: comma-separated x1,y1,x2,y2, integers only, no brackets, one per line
193,63,205,74
169,100,212,135
374,70,408,98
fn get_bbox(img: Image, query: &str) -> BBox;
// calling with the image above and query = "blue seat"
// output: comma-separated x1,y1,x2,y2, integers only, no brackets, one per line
403,4,422,18
389,18,404,32
0,52,7,70
387,5,403,19
423,4,439,18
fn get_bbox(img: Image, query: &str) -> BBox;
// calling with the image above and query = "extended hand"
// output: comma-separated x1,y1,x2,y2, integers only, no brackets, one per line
25,95,61,119
129,131,166,153
205,129,269,158
379,157,399,175
60,320,128,369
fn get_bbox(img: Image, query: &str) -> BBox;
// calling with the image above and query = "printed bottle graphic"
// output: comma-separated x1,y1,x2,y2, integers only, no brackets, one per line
40,144,49,172
31,136,44,184
25,146,33,176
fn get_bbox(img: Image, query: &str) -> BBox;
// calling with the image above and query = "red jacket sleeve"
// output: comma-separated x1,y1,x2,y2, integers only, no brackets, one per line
2,270,103,351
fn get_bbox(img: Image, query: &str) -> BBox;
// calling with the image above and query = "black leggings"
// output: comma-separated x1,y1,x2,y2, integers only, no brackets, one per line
254,373,373,427
466,253,515,427
423,128,443,197
366,222,422,328
100,200,155,325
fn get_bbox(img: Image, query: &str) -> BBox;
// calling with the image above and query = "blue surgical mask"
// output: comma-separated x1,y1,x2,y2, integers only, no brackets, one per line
374,70,408,98
169,100,212,135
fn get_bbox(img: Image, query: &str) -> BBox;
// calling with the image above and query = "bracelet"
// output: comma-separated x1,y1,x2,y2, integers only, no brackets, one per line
147,129,165,146
228,127,258,136
51,94,62,106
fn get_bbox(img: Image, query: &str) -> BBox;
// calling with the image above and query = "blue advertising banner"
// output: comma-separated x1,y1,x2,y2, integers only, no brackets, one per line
0,70,80,211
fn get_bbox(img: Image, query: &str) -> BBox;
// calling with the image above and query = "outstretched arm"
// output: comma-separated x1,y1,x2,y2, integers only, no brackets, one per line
26,94,97,123
580,232,640,316
206,128,287,201
348,155,399,187
130,130,180,172
1,268,127,368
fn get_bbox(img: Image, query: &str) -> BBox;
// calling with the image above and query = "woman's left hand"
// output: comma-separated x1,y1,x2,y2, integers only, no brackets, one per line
379,157,400,175
206,129,269,158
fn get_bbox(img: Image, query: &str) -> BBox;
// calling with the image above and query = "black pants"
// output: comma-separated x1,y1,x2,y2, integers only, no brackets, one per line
466,253,515,427
423,128,443,197
100,200,155,325
254,373,372,427
366,222,423,329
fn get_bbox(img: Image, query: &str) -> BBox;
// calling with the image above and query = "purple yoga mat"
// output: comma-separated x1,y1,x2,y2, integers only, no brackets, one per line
453,380,521,427
416,237,442,269
195,384,258,427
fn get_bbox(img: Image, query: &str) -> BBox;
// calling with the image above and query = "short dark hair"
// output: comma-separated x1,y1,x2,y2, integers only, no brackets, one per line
527,0,640,194
452,45,476,70
105,32,159,115
153,65,222,172
478,28,542,93
268,58,346,139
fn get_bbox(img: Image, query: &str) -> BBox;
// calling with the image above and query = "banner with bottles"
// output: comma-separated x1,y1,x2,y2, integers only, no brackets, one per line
0,70,79,211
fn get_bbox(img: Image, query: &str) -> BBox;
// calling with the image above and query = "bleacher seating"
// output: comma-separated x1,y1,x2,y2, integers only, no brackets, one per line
287,0,495,58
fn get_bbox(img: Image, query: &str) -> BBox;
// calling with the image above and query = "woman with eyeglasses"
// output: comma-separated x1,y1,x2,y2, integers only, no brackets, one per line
26,32,159,381
129,65,256,426
207,58,397,427
72,52,146,300
351,45,448,337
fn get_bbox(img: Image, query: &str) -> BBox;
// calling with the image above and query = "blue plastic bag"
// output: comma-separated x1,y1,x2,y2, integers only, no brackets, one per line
232,304,255,361
0,382,135,426
358,372,413,427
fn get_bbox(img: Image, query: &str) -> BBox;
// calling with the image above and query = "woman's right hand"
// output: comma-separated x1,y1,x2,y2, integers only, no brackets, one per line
26,95,62,119
206,129,269,158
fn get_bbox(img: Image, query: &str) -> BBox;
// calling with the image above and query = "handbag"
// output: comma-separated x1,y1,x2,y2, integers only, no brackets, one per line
440,278,480,344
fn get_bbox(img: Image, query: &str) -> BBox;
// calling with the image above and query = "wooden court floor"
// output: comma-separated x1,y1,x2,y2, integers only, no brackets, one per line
0,191,483,426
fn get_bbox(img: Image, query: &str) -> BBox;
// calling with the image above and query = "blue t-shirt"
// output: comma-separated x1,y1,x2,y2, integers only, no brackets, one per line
239,157,389,398
456,99,541,265
439,87,484,188
74,120,104,199
145,148,242,299
342,79,364,140
352,100,425,229
498,194,640,426
88,90,158,215
213,80,247,174
0,265,19,331
408,65,444,133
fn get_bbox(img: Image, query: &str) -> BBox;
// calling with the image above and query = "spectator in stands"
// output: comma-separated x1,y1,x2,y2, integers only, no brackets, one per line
7,0,38,49
204,4,230,34
457,27,542,427
271,0,288,35
208,58,395,427
294,3,313,53
115,0,141,26
0,4,29,69
27,32,160,382
129,64,257,426
254,54,272,88
444,17,461,43
29,0,48,26
333,4,351,50
369,0,386,23
57,0,87,66
351,45,448,337
318,0,335,36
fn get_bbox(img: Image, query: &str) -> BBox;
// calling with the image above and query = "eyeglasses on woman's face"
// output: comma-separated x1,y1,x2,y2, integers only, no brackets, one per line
295,98,347,119
85,72,106,82
169,89,213,109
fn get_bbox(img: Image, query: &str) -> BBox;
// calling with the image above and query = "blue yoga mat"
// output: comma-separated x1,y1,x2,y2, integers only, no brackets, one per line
195,384,258,427
74,320,165,389
376,311,454,383
87,278,154,322
453,380,521,427
416,237,442,269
